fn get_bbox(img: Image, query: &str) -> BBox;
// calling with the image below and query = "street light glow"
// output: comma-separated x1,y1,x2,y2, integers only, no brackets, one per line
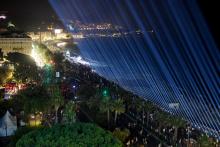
57,42,67,47
54,29,62,34
0,15,6,19
31,44,46,67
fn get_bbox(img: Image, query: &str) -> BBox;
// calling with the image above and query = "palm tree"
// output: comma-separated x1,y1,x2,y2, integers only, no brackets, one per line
17,86,52,126
155,111,169,134
167,116,186,144
63,101,77,124
112,99,125,124
100,99,113,128
142,101,156,126
0,66,11,85
48,85,64,123
133,98,143,112
197,134,215,147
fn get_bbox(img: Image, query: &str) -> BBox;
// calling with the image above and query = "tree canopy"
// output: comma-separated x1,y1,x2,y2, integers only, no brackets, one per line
6,52,36,66
16,123,123,147
16,86,51,114
0,66,11,84
0,49,3,60
6,52,40,83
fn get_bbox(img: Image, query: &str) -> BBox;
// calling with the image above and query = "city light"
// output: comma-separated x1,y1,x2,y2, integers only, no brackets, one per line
29,114,42,126
56,42,67,47
102,88,110,97
54,29,62,34
72,34,84,39
0,0,219,145
49,0,220,138
31,44,46,67
68,56,90,66
0,15,6,19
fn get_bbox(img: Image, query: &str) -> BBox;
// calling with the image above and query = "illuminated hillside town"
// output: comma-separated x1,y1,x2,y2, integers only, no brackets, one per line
0,1,219,147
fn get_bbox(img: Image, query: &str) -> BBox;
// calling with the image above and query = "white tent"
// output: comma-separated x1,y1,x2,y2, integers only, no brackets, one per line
0,111,17,137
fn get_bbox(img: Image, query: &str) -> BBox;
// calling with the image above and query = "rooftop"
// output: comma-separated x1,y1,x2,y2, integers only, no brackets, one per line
0,30,30,38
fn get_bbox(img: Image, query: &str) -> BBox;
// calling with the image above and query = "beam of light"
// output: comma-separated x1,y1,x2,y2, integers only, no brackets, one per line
49,0,220,138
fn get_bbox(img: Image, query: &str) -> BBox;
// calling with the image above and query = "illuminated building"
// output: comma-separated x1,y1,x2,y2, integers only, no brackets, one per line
0,32,32,56
28,29,71,42
28,31,53,42
0,20,32,56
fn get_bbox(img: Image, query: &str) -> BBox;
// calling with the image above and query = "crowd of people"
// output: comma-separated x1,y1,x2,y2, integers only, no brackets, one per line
59,56,218,146
0,51,218,146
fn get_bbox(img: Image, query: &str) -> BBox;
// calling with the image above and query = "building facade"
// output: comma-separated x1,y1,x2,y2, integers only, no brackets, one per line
0,37,32,56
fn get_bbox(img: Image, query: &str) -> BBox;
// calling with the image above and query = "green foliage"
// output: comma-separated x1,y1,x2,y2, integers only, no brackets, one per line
112,99,125,123
48,84,64,109
112,99,125,114
13,63,40,83
197,135,215,147
155,110,186,128
16,86,51,114
47,84,64,123
16,123,123,147
86,94,101,110
99,99,114,114
132,98,144,112
9,126,40,147
167,116,186,128
62,101,77,124
143,101,156,113
6,52,35,66
113,128,130,143
0,66,11,84
37,44,53,63
6,52,40,83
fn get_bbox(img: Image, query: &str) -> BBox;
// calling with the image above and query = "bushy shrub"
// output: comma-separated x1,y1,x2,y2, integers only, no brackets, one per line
113,128,130,143
9,126,40,147
16,123,122,147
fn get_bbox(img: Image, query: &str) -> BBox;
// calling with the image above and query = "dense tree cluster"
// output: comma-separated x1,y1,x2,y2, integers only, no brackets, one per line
6,52,40,83
0,65,11,85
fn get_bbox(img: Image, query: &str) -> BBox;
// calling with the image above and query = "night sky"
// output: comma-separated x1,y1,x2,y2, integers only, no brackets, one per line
198,0,220,47
0,0,219,46
0,0,57,30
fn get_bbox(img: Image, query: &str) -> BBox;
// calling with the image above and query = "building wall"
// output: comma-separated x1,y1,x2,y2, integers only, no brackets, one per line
27,32,53,42
0,38,32,55
27,31,71,42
